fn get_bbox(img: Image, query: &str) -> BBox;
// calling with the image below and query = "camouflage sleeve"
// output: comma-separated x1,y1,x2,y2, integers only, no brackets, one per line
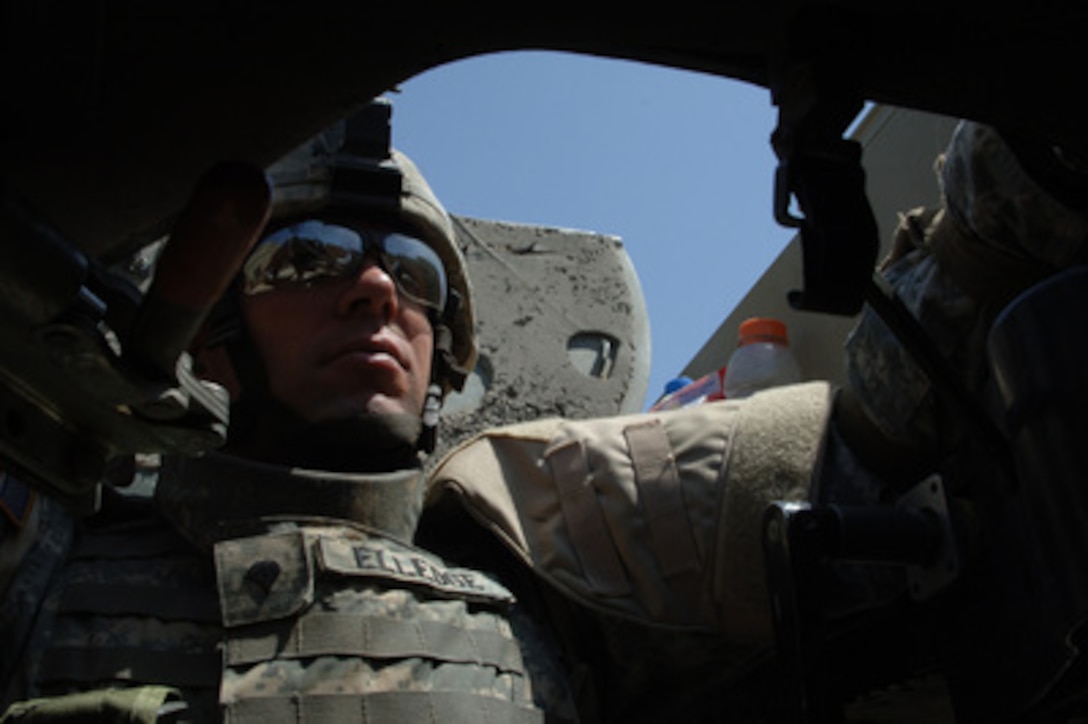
841,121,1088,476
941,122,1088,272
0,492,74,702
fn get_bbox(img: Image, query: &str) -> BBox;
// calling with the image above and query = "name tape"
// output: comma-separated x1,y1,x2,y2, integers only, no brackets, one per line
317,537,515,605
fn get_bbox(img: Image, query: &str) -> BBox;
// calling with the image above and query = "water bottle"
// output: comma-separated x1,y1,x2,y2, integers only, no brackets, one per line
722,317,801,399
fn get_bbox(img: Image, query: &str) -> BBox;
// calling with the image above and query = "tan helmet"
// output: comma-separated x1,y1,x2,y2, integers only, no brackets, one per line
263,99,477,395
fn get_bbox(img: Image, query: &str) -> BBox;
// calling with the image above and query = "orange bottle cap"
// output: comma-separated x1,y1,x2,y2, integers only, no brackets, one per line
737,317,788,346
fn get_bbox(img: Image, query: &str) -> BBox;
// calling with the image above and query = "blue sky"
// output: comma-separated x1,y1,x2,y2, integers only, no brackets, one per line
390,51,798,408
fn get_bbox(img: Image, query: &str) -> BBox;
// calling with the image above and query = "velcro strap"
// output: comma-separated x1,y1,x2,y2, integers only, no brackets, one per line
56,582,221,622
37,646,220,688
226,613,525,673
216,531,314,628
224,691,547,724
624,419,699,578
545,439,630,597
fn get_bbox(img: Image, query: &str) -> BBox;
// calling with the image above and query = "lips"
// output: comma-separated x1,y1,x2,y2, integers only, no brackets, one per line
324,336,407,371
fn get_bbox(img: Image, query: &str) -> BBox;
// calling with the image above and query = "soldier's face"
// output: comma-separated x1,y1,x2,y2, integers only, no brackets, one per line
237,256,435,421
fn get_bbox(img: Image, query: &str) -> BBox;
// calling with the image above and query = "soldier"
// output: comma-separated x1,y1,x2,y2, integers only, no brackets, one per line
839,120,1088,483
0,102,580,723
3,101,1086,723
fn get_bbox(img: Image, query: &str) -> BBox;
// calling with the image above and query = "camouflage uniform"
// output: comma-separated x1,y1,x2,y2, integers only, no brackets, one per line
843,121,1088,477
0,453,576,723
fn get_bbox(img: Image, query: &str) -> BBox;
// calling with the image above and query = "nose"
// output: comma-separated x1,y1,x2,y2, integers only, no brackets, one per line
335,257,398,319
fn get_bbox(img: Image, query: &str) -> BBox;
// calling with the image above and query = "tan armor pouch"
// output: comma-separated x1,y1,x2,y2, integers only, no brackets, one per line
426,381,834,642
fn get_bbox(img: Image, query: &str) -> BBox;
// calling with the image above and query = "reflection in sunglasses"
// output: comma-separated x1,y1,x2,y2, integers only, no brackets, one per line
242,220,447,312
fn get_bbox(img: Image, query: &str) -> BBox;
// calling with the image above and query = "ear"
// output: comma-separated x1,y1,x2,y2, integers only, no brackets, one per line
191,336,242,402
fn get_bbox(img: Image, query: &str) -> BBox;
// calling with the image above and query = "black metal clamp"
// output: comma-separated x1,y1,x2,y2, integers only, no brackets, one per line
763,475,959,722
769,60,877,317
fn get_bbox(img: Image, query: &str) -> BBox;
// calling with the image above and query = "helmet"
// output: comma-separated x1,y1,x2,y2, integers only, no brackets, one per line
262,98,477,396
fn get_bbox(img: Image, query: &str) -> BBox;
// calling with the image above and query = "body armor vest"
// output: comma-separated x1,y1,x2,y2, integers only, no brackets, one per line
4,454,575,723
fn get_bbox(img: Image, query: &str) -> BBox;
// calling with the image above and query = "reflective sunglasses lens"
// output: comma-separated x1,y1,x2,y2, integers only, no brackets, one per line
379,233,448,311
242,222,447,311
242,221,362,295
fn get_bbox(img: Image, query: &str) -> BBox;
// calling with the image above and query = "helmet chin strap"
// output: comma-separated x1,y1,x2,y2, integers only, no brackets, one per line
418,382,443,455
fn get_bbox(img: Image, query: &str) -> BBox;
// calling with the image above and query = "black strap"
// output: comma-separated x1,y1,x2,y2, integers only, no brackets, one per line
37,646,221,689
69,525,192,560
55,582,221,622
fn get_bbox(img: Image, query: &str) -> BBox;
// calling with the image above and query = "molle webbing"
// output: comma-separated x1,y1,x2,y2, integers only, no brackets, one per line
52,519,220,624
65,523,197,560
54,582,219,622
36,647,220,689
224,690,545,724
225,614,524,671
28,510,222,712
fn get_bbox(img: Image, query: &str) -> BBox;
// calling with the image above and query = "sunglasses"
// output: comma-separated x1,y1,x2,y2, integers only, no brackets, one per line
241,220,448,312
